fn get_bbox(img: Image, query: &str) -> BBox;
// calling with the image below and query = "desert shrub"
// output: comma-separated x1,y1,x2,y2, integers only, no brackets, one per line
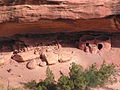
95,62,116,86
68,63,88,90
25,67,56,90
57,75,74,90
70,62,116,89
37,67,56,90
24,80,37,89
9,87,24,90
25,62,116,90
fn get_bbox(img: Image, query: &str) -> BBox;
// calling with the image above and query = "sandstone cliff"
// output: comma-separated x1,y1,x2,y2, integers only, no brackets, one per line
0,1,120,89
0,0,120,36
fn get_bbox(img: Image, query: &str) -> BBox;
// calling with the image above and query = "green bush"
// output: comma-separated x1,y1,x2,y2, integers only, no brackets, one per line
68,62,116,89
57,75,74,90
24,80,37,89
25,62,116,90
37,67,56,90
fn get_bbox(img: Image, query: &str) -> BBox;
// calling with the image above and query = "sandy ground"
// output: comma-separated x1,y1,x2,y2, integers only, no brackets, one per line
0,32,120,90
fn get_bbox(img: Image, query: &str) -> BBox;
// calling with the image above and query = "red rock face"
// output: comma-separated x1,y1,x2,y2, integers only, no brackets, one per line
0,0,119,36
0,0,119,89
79,35,111,54
0,1,119,21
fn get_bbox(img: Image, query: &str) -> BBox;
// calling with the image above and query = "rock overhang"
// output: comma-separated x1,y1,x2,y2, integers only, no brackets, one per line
0,1,120,88
0,18,120,37
0,0,120,36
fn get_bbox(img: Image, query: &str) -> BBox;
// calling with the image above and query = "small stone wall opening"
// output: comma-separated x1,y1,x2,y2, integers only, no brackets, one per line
86,43,89,46
98,44,103,50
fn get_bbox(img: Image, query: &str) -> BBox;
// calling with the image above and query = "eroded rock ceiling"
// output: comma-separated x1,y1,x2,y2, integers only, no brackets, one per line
0,0,120,36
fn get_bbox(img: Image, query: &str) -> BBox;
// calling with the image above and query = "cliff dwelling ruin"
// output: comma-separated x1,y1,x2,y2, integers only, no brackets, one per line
0,0,120,89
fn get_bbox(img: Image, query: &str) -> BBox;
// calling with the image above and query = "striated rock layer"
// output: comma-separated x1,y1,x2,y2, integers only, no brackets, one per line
0,0,120,36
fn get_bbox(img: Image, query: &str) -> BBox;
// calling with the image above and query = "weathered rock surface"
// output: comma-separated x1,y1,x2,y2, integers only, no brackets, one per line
0,0,119,22
0,55,5,65
0,52,12,64
41,52,58,65
39,61,47,67
0,0,120,36
26,60,37,69
11,51,40,62
58,51,72,63
11,54,24,62
0,32,120,89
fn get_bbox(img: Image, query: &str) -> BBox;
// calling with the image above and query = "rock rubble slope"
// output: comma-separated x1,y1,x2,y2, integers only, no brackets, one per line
0,32,120,90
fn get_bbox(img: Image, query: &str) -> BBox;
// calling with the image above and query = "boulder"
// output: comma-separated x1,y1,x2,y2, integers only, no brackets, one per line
39,61,47,67
58,51,72,63
11,50,40,62
11,54,24,62
35,58,47,67
41,52,58,65
26,60,37,69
